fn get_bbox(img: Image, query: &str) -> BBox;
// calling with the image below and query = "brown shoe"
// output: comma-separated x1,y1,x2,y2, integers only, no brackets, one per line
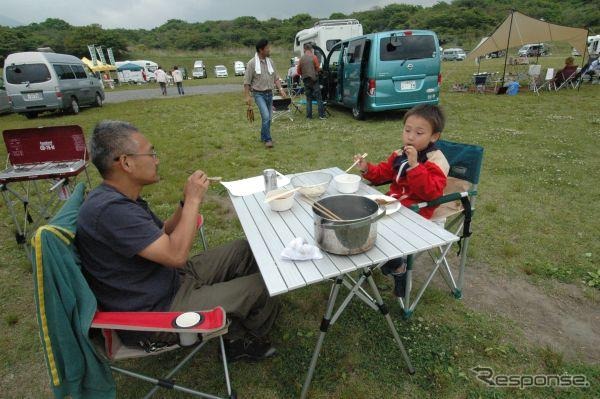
265,140,274,148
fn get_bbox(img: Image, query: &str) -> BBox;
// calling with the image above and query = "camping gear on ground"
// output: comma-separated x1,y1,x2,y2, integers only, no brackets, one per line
271,96,293,122
312,194,385,255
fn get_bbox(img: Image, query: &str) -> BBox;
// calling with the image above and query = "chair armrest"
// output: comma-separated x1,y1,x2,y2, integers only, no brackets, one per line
91,306,226,334
409,190,477,212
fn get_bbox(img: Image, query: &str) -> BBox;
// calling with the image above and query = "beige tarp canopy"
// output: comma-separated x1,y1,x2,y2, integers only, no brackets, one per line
81,57,116,72
467,10,588,60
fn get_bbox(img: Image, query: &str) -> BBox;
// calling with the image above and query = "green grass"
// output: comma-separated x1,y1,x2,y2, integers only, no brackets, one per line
1,48,599,398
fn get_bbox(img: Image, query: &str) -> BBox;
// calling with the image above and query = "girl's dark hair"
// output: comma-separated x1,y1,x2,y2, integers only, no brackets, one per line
403,104,445,134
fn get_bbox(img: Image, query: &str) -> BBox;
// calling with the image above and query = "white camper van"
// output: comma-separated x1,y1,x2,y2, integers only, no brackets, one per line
294,19,363,56
588,35,600,57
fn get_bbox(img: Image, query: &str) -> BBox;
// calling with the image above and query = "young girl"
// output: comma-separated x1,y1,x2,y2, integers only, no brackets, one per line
354,104,449,296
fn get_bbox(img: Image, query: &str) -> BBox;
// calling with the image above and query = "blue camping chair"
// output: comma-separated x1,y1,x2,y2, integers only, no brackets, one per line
389,140,484,318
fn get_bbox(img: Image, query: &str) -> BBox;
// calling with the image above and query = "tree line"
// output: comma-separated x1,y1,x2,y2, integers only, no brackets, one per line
0,0,597,66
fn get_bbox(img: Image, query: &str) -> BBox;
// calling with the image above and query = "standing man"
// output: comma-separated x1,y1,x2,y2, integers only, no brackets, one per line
172,65,185,95
297,43,326,120
244,39,287,149
155,66,168,96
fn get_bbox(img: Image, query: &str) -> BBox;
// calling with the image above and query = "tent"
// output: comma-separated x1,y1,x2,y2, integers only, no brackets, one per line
81,57,116,72
116,63,145,83
467,10,589,84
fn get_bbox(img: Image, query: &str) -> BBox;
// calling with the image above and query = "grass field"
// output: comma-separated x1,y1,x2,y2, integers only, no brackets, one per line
1,48,599,398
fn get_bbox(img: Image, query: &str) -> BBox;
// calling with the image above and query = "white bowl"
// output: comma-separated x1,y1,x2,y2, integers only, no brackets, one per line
266,188,295,212
334,174,361,194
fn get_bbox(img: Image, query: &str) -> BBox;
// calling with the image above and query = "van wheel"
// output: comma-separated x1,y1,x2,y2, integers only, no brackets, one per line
352,101,365,120
25,112,39,119
70,97,80,114
94,93,103,107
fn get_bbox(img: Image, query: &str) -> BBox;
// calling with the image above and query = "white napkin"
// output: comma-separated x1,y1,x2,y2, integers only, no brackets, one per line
254,53,274,75
281,237,323,261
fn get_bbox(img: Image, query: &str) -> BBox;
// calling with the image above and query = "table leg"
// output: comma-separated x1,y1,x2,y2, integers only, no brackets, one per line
301,277,343,399
403,255,414,319
364,269,415,374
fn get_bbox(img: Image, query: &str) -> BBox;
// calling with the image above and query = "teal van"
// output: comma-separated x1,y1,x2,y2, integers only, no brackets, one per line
318,30,441,119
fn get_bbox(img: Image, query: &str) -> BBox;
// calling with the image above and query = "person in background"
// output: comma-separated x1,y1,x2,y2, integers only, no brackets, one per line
553,56,578,88
297,43,325,120
172,66,185,95
154,66,168,95
287,57,300,87
244,38,287,149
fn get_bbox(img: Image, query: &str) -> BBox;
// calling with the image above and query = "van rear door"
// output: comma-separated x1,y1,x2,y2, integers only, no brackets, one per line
342,38,370,108
375,33,440,108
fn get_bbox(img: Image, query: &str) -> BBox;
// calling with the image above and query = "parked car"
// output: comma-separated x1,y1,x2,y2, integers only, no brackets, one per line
192,60,207,78
3,51,105,119
233,61,245,76
518,43,548,57
442,48,466,61
319,29,441,120
0,77,12,114
487,50,505,58
214,65,228,78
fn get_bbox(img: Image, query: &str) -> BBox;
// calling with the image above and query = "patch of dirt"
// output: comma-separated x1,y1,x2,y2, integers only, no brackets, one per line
411,257,600,364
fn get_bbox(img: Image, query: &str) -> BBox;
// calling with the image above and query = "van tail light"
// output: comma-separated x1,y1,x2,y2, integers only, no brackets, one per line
55,87,63,98
438,73,442,86
367,79,376,96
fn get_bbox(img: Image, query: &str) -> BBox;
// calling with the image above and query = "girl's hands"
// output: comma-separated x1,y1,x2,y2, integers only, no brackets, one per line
353,154,368,172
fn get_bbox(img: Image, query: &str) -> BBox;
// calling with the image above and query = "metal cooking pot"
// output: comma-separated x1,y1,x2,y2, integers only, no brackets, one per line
312,195,385,255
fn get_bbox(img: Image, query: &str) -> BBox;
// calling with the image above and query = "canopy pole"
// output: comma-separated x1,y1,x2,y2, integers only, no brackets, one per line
578,27,590,92
501,9,515,87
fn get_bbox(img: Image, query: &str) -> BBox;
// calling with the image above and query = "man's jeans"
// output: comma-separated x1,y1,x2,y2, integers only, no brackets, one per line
176,82,184,95
253,91,273,142
303,77,325,118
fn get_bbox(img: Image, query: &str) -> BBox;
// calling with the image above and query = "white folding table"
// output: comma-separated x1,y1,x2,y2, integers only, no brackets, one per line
228,167,459,398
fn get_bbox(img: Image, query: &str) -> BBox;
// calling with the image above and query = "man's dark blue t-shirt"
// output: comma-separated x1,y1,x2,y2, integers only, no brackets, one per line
76,183,180,343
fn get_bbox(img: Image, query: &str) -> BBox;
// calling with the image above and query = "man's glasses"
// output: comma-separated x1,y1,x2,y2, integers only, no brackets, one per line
113,150,158,161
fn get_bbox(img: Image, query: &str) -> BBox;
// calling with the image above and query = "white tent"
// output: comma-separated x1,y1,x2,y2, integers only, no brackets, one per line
467,10,588,60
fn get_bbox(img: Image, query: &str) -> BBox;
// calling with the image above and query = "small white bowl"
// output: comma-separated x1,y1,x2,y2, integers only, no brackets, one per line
334,174,361,194
266,188,295,212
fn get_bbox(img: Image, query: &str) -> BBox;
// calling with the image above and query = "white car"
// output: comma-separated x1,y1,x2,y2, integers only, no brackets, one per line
233,61,245,76
214,65,228,78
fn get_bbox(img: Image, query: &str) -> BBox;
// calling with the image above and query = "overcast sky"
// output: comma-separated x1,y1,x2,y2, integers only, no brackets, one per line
2,0,440,29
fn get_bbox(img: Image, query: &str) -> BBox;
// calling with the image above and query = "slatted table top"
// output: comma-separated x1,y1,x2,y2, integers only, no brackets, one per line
229,167,459,297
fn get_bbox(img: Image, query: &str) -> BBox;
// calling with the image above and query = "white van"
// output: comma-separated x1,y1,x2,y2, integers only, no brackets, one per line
294,19,363,56
3,51,105,118
192,60,207,79
442,48,467,61
588,35,600,57
233,61,245,76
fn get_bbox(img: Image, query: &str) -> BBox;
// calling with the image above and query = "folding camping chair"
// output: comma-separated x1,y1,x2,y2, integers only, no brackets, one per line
1,125,91,261
537,68,555,91
527,64,542,95
32,183,236,398
555,68,581,91
286,76,303,115
389,140,484,318
271,96,294,122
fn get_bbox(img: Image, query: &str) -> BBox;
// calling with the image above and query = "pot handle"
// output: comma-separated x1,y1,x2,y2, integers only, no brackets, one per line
319,207,386,230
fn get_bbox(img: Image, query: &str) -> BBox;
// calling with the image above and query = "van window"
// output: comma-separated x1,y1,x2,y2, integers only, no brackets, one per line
71,64,88,79
380,35,437,61
53,64,76,80
326,39,341,51
348,41,364,64
5,63,51,84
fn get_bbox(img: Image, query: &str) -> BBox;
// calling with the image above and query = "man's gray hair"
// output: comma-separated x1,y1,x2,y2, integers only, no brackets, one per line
90,120,139,177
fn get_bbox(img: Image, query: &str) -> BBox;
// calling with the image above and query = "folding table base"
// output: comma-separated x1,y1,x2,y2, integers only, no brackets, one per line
301,267,414,399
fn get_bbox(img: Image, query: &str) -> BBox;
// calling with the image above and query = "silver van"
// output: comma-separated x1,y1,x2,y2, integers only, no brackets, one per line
4,51,105,119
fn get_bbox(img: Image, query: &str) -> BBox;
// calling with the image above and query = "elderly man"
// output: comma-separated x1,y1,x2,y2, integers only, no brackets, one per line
76,120,280,361
244,38,287,149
